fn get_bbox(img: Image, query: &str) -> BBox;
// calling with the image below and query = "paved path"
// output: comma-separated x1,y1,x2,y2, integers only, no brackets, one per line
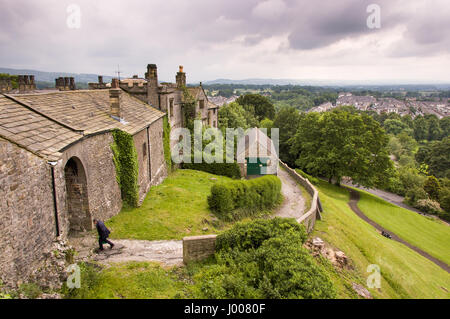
346,187,450,273
274,166,306,219
69,233,183,267
342,181,448,225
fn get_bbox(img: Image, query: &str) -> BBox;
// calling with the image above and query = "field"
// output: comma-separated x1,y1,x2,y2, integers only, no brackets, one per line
313,181,450,299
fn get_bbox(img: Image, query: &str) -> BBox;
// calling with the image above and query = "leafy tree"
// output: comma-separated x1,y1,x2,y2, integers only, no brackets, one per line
424,114,442,141
413,116,428,141
439,117,450,139
423,176,441,200
384,119,408,135
218,102,251,132
273,106,301,166
236,94,276,120
290,109,393,187
425,138,450,178
260,118,274,137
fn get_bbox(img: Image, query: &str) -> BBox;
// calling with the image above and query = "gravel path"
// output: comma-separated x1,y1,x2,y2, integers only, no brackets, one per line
346,187,450,273
69,233,183,267
274,167,306,219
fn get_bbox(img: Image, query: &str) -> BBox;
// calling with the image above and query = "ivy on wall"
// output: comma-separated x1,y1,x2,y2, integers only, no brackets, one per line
163,115,172,171
111,129,140,207
182,87,197,132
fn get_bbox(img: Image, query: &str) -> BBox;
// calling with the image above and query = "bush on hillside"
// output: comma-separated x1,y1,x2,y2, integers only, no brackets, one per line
295,168,319,185
414,199,442,215
207,175,282,220
191,218,336,299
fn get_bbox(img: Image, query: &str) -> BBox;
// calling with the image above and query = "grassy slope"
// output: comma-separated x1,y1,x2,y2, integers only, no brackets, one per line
107,169,232,240
356,189,450,265
313,181,450,299
67,262,191,299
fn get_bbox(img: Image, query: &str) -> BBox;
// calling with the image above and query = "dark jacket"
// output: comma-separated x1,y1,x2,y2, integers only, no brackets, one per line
96,220,110,239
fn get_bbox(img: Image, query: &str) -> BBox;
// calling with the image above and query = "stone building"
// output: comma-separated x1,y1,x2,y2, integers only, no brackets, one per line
0,80,167,285
90,64,220,150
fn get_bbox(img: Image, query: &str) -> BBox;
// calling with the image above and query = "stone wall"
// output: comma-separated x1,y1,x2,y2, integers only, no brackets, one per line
133,128,151,204
279,160,322,233
148,117,168,186
183,235,217,263
0,138,56,286
57,132,122,235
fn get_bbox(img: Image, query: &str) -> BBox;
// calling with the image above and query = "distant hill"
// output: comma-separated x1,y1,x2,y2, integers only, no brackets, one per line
203,78,450,89
0,67,114,84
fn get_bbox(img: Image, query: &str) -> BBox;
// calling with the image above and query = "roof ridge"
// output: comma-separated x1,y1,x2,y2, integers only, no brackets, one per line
3,94,84,134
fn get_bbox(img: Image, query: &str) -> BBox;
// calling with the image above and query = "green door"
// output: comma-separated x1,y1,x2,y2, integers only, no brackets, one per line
246,157,269,175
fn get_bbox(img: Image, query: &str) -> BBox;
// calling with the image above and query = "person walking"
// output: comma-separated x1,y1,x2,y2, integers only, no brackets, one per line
93,219,114,251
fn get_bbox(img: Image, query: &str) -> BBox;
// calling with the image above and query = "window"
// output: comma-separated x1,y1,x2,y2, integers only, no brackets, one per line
143,142,147,157
199,99,205,109
169,98,174,117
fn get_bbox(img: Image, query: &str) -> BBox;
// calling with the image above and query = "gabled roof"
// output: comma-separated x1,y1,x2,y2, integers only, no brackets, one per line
236,128,278,159
0,89,165,160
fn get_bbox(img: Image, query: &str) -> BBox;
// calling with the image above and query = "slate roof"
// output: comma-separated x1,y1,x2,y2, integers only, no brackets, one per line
0,89,165,160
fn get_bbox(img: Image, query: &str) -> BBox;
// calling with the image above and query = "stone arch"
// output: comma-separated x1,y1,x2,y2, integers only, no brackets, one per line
64,156,91,234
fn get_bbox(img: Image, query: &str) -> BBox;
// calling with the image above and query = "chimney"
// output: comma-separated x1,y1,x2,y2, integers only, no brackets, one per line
109,78,122,119
18,75,26,92
64,77,70,90
98,75,103,84
0,76,12,93
69,77,76,90
29,75,36,90
146,64,159,107
176,65,186,88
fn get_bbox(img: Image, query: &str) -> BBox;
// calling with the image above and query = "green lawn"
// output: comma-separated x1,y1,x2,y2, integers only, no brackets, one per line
65,262,191,299
313,181,450,299
106,169,232,241
356,189,450,266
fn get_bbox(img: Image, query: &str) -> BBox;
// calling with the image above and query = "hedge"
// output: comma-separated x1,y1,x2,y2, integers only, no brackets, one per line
183,161,241,179
207,175,282,220
191,218,336,299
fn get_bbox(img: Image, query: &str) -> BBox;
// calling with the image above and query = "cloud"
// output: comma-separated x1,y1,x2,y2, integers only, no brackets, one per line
0,0,449,82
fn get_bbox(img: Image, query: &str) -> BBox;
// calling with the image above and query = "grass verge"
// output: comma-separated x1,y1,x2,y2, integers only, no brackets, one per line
313,180,450,299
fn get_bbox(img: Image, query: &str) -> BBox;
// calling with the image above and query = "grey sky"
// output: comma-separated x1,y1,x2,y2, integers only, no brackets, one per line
1,0,449,83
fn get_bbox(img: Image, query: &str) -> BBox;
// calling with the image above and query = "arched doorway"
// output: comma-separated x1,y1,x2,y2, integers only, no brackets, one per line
64,157,91,234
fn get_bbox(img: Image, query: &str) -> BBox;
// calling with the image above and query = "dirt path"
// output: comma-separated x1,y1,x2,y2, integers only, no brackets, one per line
68,233,183,267
346,187,450,273
274,166,306,219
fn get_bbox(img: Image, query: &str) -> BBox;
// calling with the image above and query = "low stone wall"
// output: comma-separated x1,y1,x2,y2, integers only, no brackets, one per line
278,160,322,233
183,235,217,263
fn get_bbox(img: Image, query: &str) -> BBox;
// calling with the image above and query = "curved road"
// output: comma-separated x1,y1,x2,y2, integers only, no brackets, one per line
346,187,450,273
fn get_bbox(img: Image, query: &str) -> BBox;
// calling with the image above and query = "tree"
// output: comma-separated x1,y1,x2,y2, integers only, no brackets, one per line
423,176,441,200
413,116,428,141
290,109,393,187
383,119,408,135
424,114,442,141
273,106,301,166
260,118,274,138
236,94,276,121
218,102,252,132
425,138,450,178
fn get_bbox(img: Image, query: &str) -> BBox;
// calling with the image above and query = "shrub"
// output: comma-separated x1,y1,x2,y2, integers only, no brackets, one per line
216,218,307,251
192,219,335,299
438,186,450,213
414,199,442,215
295,168,319,185
423,176,441,200
183,161,241,179
404,186,428,206
208,175,282,220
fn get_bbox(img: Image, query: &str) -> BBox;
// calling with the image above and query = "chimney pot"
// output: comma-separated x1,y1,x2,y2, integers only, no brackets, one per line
98,76,103,84
111,78,119,88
